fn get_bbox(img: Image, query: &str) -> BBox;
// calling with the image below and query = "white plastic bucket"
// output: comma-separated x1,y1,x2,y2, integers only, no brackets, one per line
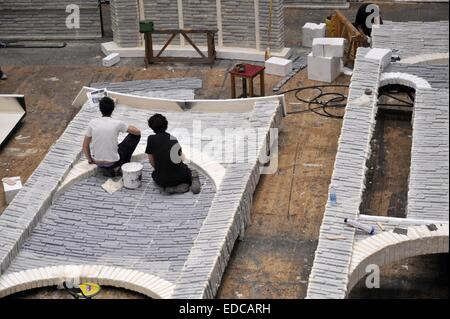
121,162,143,189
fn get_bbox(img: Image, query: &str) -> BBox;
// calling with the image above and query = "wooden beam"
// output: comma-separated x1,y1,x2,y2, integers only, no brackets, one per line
181,32,206,58
156,32,178,58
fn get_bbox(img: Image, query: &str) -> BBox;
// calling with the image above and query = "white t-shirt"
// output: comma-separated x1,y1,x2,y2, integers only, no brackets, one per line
86,117,128,163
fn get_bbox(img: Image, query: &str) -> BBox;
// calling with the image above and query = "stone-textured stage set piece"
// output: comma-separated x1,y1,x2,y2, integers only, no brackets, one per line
0,78,286,299
307,23,449,298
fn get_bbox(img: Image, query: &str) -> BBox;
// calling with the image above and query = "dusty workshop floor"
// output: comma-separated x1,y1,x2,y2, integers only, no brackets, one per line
361,109,412,218
1,1,448,299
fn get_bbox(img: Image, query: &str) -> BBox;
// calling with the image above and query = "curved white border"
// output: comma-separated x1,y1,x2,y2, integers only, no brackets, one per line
347,224,449,293
0,265,175,299
73,87,287,115
379,72,432,90
55,147,226,199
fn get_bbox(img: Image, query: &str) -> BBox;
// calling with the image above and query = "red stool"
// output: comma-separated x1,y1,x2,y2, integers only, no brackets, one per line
229,64,265,98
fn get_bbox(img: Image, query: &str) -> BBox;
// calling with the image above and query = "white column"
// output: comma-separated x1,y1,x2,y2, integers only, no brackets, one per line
177,0,185,46
138,0,145,46
216,0,224,47
254,0,260,51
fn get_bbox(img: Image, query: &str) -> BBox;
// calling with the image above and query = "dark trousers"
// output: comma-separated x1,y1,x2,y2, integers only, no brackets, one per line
111,134,141,169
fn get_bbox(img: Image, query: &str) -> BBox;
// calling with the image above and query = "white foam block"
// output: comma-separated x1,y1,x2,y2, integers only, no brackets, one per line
102,53,121,67
312,38,346,58
2,176,22,204
307,53,341,83
302,23,326,48
365,48,392,70
265,57,293,77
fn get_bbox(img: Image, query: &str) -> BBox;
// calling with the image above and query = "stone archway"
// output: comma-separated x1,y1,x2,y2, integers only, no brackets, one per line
347,224,449,294
0,265,175,299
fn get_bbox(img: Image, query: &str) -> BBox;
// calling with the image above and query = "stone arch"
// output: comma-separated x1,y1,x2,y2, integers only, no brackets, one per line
56,146,226,200
0,265,175,299
347,224,449,294
379,72,432,91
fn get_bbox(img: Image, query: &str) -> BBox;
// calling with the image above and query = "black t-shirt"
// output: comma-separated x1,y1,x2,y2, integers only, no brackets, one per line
145,132,191,187
354,3,383,37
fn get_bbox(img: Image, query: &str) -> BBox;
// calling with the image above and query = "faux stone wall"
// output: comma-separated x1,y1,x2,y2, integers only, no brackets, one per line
143,0,180,46
372,21,450,59
0,0,101,40
306,48,384,299
221,0,256,48
112,0,286,51
259,0,285,50
182,0,218,46
111,0,141,48
284,0,348,7
408,88,449,221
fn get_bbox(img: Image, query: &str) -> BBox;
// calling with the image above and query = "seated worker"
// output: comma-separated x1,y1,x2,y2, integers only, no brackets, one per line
146,114,201,194
354,2,383,38
83,97,141,177
0,67,7,80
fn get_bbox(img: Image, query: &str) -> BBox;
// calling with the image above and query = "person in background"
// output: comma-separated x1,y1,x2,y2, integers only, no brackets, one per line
354,2,383,38
0,67,7,80
146,113,201,195
83,97,141,177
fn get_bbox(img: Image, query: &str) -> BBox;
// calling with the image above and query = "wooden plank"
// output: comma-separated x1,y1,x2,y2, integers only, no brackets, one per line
148,56,211,63
181,32,206,58
156,32,178,58
149,29,218,34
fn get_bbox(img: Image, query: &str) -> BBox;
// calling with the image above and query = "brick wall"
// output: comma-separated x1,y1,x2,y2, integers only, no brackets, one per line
0,0,101,40
143,0,180,45
221,0,256,48
284,0,348,7
112,0,286,51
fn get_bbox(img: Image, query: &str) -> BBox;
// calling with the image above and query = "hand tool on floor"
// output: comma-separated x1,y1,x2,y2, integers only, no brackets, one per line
63,281,101,299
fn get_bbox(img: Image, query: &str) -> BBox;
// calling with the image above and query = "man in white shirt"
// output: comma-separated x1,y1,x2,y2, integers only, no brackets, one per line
83,97,141,177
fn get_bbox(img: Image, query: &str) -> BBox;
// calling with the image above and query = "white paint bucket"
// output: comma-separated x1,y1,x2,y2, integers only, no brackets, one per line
121,162,143,189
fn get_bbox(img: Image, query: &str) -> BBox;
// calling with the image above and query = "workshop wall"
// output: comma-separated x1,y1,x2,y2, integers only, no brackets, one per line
0,0,101,40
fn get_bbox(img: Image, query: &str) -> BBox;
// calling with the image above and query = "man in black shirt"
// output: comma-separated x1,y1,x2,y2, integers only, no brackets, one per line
354,3,383,37
146,114,201,194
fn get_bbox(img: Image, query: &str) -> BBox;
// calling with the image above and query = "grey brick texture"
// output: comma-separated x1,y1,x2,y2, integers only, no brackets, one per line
0,0,101,40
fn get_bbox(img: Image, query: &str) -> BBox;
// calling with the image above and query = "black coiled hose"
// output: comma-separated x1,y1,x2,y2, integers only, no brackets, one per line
278,84,349,119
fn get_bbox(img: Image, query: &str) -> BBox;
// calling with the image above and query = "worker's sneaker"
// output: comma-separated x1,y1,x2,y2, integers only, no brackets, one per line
99,167,115,178
165,183,190,195
115,167,123,177
0,73,6,80
190,170,201,194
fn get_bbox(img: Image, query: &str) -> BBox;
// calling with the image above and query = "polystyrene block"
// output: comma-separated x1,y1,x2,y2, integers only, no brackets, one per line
312,38,346,58
2,177,22,204
302,23,326,48
103,53,121,67
307,53,341,83
265,57,293,76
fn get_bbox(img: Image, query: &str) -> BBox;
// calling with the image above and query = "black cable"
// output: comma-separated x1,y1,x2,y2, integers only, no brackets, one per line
0,41,67,49
280,84,416,119
278,84,349,119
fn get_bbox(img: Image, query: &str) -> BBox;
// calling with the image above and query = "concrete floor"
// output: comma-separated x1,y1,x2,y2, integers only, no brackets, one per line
0,1,448,299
